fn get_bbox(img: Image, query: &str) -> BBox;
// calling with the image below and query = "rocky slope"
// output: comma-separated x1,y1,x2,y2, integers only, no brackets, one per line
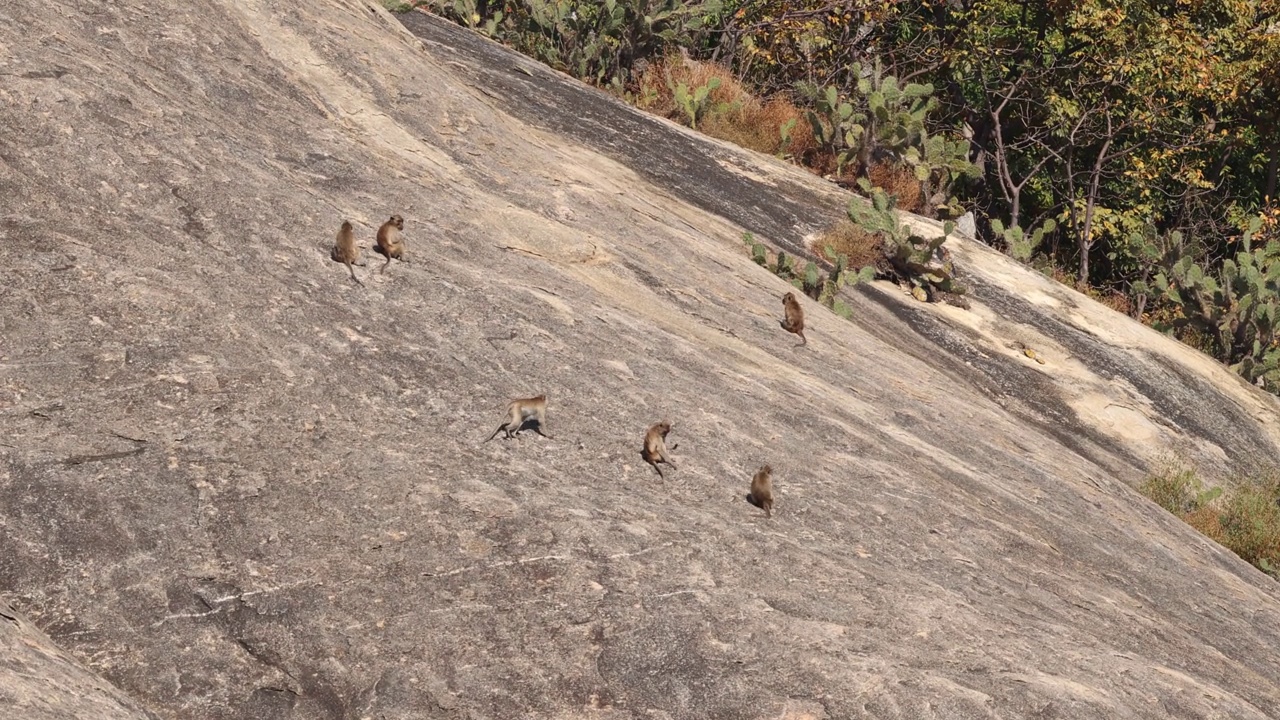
2,1,1280,718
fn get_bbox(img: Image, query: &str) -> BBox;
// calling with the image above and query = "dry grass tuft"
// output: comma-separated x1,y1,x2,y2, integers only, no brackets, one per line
1182,505,1224,542
633,54,815,158
867,161,923,213
1096,290,1133,315
813,219,884,270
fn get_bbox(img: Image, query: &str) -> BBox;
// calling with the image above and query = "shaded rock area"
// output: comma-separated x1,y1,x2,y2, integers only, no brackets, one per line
2,1,1280,718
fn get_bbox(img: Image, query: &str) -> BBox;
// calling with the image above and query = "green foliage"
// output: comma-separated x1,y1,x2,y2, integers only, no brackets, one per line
773,250,793,278
993,218,1058,263
906,126,978,216
862,63,935,160
1217,480,1280,576
1142,217,1280,384
803,81,867,174
801,61,944,176
383,0,415,12
742,231,768,266
802,261,821,297
778,117,798,157
417,0,500,28
1139,463,1280,578
423,0,724,87
1139,466,1209,516
801,61,973,212
670,75,722,129
849,179,964,302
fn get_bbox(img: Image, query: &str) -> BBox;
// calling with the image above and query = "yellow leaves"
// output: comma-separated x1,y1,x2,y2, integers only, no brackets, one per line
1260,206,1280,235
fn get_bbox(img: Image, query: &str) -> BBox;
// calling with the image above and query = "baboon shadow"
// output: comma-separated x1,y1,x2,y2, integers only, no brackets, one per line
325,246,363,264
513,418,552,438
489,418,553,442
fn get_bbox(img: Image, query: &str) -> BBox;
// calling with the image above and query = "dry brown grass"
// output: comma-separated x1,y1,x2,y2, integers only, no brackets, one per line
813,219,884,270
1183,505,1225,543
703,98,814,158
633,54,815,158
1094,289,1133,316
1047,264,1084,291
867,161,923,214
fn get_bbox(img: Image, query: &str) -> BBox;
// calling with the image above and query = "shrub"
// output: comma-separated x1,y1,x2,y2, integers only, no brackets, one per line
1137,216,1280,385
421,0,722,90
1216,476,1280,573
798,61,974,213
1138,463,1280,578
848,179,964,303
1139,466,1200,515
634,54,815,158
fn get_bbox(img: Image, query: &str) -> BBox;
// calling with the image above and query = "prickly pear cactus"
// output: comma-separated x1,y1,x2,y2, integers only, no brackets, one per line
849,180,965,303
1138,217,1280,385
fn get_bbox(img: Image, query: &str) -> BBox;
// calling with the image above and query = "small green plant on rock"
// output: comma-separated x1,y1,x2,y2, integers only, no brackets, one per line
815,249,875,306
743,231,767,266
773,249,792,278
992,218,1057,263
670,75,723,130
741,226,877,317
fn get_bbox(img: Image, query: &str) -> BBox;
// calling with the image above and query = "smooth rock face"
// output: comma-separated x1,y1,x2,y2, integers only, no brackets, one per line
0,602,156,720
3,1,1280,719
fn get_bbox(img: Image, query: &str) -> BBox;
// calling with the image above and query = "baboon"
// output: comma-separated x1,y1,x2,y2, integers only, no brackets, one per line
375,214,406,274
780,292,806,346
641,420,679,479
486,395,553,441
746,464,774,518
331,220,364,285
